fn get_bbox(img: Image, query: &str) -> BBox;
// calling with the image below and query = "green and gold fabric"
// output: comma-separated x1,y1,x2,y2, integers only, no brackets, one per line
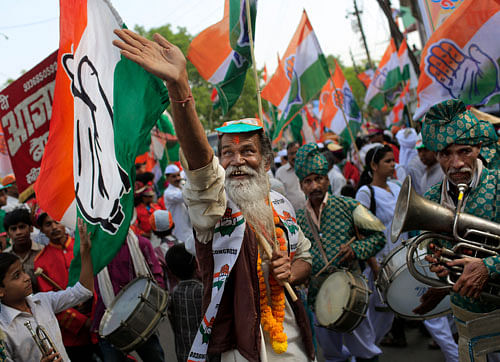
296,193,385,307
422,99,482,152
425,167,500,313
294,143,329,181
477,119,500,170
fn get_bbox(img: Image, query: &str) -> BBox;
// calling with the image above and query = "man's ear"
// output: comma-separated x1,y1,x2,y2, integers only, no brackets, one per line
0,286,5,299
29,225,33,233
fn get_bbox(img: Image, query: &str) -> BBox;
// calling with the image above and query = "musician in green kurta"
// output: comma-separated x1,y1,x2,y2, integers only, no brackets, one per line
420,99,500,362
293,143,385,361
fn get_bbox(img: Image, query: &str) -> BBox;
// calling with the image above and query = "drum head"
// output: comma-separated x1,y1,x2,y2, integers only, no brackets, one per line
101,278,149,336
386,262,450,319
315,272,350,327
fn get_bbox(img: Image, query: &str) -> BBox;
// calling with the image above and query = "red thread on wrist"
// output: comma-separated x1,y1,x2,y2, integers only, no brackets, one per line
170,89,193,107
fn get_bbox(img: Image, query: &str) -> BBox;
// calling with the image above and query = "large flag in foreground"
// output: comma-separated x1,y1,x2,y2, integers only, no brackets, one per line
35,0,168,283
188,0,256,115
319,60,362,144
364,39,401,110
261,11,330,145
414,0,500,119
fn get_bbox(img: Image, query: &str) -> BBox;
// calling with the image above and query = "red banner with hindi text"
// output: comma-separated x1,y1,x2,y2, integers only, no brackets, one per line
0,50,57,199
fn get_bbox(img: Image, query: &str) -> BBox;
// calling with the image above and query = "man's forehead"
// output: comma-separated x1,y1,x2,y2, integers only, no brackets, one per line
440,144,479,152
220,132,260,147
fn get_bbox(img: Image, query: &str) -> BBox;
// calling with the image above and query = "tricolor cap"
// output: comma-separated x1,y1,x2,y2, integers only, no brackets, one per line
415,133,425,149
1,174,15,188
215,118,263,134
150,210,174,232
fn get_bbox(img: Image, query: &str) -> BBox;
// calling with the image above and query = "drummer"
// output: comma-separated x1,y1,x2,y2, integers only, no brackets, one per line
294,143,386,362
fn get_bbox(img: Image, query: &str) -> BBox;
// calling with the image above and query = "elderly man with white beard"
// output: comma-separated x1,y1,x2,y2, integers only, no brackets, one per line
113,29,315,362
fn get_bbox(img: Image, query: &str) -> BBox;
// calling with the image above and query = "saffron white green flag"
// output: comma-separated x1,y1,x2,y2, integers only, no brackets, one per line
415,0,500,119
386,82,410,127
398,39,411,81
35,0,169,283
261,11,330,145
364,38,402,110
319,60,362,145
188,0,257,115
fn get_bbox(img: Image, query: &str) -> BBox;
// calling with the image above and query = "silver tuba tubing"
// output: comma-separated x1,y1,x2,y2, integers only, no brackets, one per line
393,176,500,305
24,321,58,357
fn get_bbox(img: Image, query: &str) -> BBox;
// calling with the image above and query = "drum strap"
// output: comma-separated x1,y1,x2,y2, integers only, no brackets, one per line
304,210,328,265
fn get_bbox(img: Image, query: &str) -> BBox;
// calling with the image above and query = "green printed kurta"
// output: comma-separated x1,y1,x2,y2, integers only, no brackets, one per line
425,167,500,313
296,193,385,307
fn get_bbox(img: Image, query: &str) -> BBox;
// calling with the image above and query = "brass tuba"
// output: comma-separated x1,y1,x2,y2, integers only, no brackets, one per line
24,321,58,357
392,176,500,305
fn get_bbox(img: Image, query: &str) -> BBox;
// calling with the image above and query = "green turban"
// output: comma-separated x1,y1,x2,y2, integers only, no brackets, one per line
422,99,481,152
294,143,329,181
477,119,500,167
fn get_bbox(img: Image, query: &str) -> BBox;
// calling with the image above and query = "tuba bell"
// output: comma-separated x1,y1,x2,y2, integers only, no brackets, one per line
392,176,500,304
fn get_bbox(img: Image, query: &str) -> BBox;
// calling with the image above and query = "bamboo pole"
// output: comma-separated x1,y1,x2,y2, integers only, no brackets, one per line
245,0,264,122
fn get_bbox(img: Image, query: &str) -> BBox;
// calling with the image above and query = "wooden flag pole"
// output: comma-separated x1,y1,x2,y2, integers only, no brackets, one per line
245,0,264,122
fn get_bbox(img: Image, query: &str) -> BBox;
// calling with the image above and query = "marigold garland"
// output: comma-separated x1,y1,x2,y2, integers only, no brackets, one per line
256,208,288,354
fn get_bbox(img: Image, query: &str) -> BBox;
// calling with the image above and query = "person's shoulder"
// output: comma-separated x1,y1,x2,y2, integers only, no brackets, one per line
275,164,289,175
425,181,443,201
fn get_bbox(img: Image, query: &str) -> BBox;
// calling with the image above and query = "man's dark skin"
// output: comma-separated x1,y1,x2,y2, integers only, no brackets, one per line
414,143,490,314
299,173,355,264
112,29,311,287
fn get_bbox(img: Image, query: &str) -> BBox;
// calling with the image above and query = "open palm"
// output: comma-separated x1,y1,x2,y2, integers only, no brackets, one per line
113,29,186,84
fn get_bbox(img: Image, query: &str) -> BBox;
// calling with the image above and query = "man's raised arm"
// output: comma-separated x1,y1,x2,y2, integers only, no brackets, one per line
113,29,212,170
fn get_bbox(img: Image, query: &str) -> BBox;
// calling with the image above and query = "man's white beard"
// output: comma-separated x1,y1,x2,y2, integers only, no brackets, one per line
225,163,274,240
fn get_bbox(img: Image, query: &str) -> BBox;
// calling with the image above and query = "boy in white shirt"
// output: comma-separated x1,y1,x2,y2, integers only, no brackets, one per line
0,219,94,362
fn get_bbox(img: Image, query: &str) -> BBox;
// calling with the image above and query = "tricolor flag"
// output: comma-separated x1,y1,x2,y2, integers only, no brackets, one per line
261,11,330,145
386,82,410,127
357,69,375,89
414,0,500,119
398,39,411,81
319,60,362,144
187,0,257,115
299,104,321,144
364,38,402,110
35,0,168,283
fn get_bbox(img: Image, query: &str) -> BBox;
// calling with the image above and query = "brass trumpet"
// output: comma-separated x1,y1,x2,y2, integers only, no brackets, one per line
24,321,58,357
392,176,500,305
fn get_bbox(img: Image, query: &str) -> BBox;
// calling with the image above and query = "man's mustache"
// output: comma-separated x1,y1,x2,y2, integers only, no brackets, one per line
225,165,259,178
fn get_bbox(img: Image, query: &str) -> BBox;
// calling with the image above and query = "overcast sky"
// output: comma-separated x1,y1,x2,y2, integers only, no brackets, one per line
0,0,411,86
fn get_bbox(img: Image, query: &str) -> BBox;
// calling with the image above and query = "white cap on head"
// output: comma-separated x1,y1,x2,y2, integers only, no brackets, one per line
274,156,281,164
278,149,287,157
164,164,180,175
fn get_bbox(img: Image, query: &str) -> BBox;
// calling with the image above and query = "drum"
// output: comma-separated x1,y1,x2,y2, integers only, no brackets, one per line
99,277,168,351
376,242,451,319
315,270,370,333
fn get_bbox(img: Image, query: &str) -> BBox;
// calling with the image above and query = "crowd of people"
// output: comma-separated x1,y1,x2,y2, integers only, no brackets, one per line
0,27,499,362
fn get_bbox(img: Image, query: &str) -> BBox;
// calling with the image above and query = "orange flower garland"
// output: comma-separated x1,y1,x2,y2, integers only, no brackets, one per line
256,209,288,354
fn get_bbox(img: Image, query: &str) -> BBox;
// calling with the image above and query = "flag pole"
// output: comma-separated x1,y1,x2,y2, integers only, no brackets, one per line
245,0,264,122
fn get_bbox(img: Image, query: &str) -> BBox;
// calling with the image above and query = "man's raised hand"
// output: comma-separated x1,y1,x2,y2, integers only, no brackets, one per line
113,29,187,84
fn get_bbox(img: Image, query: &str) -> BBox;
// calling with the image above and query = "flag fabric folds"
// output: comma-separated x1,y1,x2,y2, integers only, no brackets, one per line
187,0,257,115
357,69,374,89
319,60,362,144
414,0,500,119
261,10,330,145
386,82,410,127
364,38,401,110
398,39,411,81
35,0,168,283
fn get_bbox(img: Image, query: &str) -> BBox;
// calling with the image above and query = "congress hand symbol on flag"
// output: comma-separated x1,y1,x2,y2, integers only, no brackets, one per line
426,40,500,105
